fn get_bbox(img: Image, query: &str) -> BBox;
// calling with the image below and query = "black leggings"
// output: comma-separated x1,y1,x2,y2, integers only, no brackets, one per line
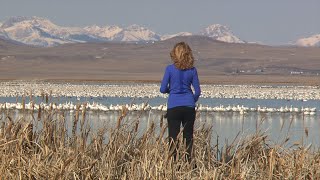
167,106,196,161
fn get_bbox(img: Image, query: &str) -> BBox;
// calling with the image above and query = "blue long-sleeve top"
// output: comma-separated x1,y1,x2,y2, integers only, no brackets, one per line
160,64,201,109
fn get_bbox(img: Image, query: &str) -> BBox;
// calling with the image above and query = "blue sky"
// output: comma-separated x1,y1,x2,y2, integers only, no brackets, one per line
0,0,319,45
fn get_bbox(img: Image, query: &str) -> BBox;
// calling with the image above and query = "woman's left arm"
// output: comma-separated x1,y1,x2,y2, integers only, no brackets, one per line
192,68,201,102
160,66,170,94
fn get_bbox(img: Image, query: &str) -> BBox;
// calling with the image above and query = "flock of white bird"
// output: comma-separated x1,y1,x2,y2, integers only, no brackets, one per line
0,81,320,100
0,102,317,115
0,81,318,115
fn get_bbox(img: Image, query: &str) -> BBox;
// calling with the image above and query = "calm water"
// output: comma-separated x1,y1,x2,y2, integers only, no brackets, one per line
1,95,320,149
2,108,320,149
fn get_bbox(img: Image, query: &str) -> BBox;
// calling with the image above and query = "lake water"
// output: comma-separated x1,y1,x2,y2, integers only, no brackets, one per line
1,95,320,149
1,102,319,149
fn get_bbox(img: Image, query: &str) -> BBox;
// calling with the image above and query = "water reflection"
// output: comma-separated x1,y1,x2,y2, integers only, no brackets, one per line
1,110,319,149
197,111,320,148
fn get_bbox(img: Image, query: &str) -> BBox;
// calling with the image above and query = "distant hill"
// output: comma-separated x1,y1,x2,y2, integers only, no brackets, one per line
0,35,320,85
0,37,26,49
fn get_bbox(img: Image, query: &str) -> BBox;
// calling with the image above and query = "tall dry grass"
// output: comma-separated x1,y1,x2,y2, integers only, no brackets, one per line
0,103,320,179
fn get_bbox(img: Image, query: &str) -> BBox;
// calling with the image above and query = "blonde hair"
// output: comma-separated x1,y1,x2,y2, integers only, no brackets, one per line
170,42,194,70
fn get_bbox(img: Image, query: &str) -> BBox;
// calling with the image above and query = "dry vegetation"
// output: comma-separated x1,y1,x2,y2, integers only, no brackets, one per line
0,102,320,179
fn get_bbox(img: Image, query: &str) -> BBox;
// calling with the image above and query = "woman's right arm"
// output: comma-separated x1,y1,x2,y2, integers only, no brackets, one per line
160,66,170,94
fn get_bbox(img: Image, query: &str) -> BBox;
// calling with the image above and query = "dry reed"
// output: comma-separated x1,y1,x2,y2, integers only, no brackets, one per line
0,104,320,179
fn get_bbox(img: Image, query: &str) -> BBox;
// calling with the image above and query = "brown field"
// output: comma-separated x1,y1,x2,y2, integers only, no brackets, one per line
1,36,320,85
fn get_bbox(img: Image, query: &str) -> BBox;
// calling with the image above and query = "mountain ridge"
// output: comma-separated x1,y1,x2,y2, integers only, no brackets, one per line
0,16,244,47
2,16,319,47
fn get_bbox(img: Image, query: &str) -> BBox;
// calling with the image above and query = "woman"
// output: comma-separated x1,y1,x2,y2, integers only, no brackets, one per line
160,42,201,162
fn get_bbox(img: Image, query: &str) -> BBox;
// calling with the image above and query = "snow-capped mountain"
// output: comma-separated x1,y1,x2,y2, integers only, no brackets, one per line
161,32,192,41
199,24,244,43
112,24,160,41
1,16,73,46
0,16,106,46
84,24,161,41
0,22,8,39
0,16,245,47
1,17,162,46
161,25,244,43
84,25,122,40
0,28,8,39
295,34,320,47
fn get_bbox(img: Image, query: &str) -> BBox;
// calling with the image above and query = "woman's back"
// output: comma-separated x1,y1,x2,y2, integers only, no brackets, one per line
160,64,200,109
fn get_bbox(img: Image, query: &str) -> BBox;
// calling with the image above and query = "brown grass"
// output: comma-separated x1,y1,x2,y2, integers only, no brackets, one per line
0,106,320,179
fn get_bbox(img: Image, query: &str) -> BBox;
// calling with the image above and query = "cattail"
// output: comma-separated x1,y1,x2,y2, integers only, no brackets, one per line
47,122,54,147
149,121,155,133
59,114,66,148
160,114,164,128
95,128,104,155
284,137,290,143
31,102,35,113
121,105,128,116
157,124,167,145
81,103,87,132
13,123,21,139
45,93,49,104
37,105,42,120
81,127,90,152
5,116,13,137
49,90,52,101
40,89,44,101
16,94,19,103
23,122,33,149
72,116,77,137
26,123,33,142
22,96,25,112
29,90,33,102
15,95,18,104
72,103,81,146
134,121,139,133
0,122,5,138
305,128,309,137
116,115,123,129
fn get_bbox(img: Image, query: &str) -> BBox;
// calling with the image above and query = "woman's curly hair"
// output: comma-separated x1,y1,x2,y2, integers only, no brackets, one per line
170,42,194,70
